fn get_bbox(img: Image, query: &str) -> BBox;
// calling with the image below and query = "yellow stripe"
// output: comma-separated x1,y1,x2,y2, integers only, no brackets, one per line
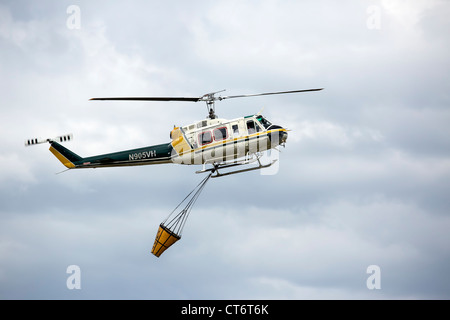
196,128,286,152
171,127,192,156
172,136,192,155
49,146,75,168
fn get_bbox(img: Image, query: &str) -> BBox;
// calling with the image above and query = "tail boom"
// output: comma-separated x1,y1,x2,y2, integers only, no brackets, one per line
49,141,173,169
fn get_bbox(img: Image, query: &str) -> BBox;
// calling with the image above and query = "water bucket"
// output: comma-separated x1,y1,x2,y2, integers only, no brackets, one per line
151,224,181,257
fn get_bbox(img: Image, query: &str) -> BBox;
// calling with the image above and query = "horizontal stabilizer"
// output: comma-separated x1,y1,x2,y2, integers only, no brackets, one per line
25,134,73,147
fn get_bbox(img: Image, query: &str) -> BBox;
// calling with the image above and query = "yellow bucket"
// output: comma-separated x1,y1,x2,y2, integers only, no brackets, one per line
151,224,181,257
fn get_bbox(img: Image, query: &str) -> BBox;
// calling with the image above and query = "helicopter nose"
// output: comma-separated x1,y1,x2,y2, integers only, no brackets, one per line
280,130,288,144
268,127,288,146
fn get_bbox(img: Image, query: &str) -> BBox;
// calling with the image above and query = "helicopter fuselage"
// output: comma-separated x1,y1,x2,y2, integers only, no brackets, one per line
46,114,288,170
170,114,287,166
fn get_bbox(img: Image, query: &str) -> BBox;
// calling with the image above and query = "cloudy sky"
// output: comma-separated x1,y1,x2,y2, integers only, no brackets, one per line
1,0,450,299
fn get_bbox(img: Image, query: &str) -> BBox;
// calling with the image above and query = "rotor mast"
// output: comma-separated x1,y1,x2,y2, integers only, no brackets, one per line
199,90,226,119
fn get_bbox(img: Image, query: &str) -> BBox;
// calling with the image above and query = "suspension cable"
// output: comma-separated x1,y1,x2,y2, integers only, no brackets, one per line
162,173,212,236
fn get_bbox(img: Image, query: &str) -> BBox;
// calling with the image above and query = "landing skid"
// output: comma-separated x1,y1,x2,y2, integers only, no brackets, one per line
195,153,277,178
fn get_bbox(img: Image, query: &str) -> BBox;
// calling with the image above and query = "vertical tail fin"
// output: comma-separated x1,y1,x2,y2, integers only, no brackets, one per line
49,141,83,169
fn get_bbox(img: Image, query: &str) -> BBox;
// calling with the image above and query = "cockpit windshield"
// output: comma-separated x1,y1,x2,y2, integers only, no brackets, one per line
256,115,272,129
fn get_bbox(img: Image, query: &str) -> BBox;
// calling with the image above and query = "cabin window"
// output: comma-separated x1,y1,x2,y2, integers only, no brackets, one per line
213,127,228,141
246,120,261,134
232,124,239,136
199,131,212,145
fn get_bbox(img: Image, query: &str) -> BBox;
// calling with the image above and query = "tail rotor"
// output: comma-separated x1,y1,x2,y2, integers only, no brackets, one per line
25,134,73,147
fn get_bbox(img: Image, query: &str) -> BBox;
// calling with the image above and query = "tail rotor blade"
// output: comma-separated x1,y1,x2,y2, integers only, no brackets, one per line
25,133,73,147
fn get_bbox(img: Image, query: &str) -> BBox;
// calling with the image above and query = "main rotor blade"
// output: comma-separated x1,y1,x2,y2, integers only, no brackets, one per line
90,97,201,102
219,88,323,100
90,88,324,103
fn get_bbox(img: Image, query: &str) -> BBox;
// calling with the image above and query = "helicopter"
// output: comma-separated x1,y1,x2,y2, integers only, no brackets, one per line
25,88,323,178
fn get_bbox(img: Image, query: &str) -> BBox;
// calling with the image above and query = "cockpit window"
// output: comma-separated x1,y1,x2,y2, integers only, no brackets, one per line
256,115,272,129
247,120,262,134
